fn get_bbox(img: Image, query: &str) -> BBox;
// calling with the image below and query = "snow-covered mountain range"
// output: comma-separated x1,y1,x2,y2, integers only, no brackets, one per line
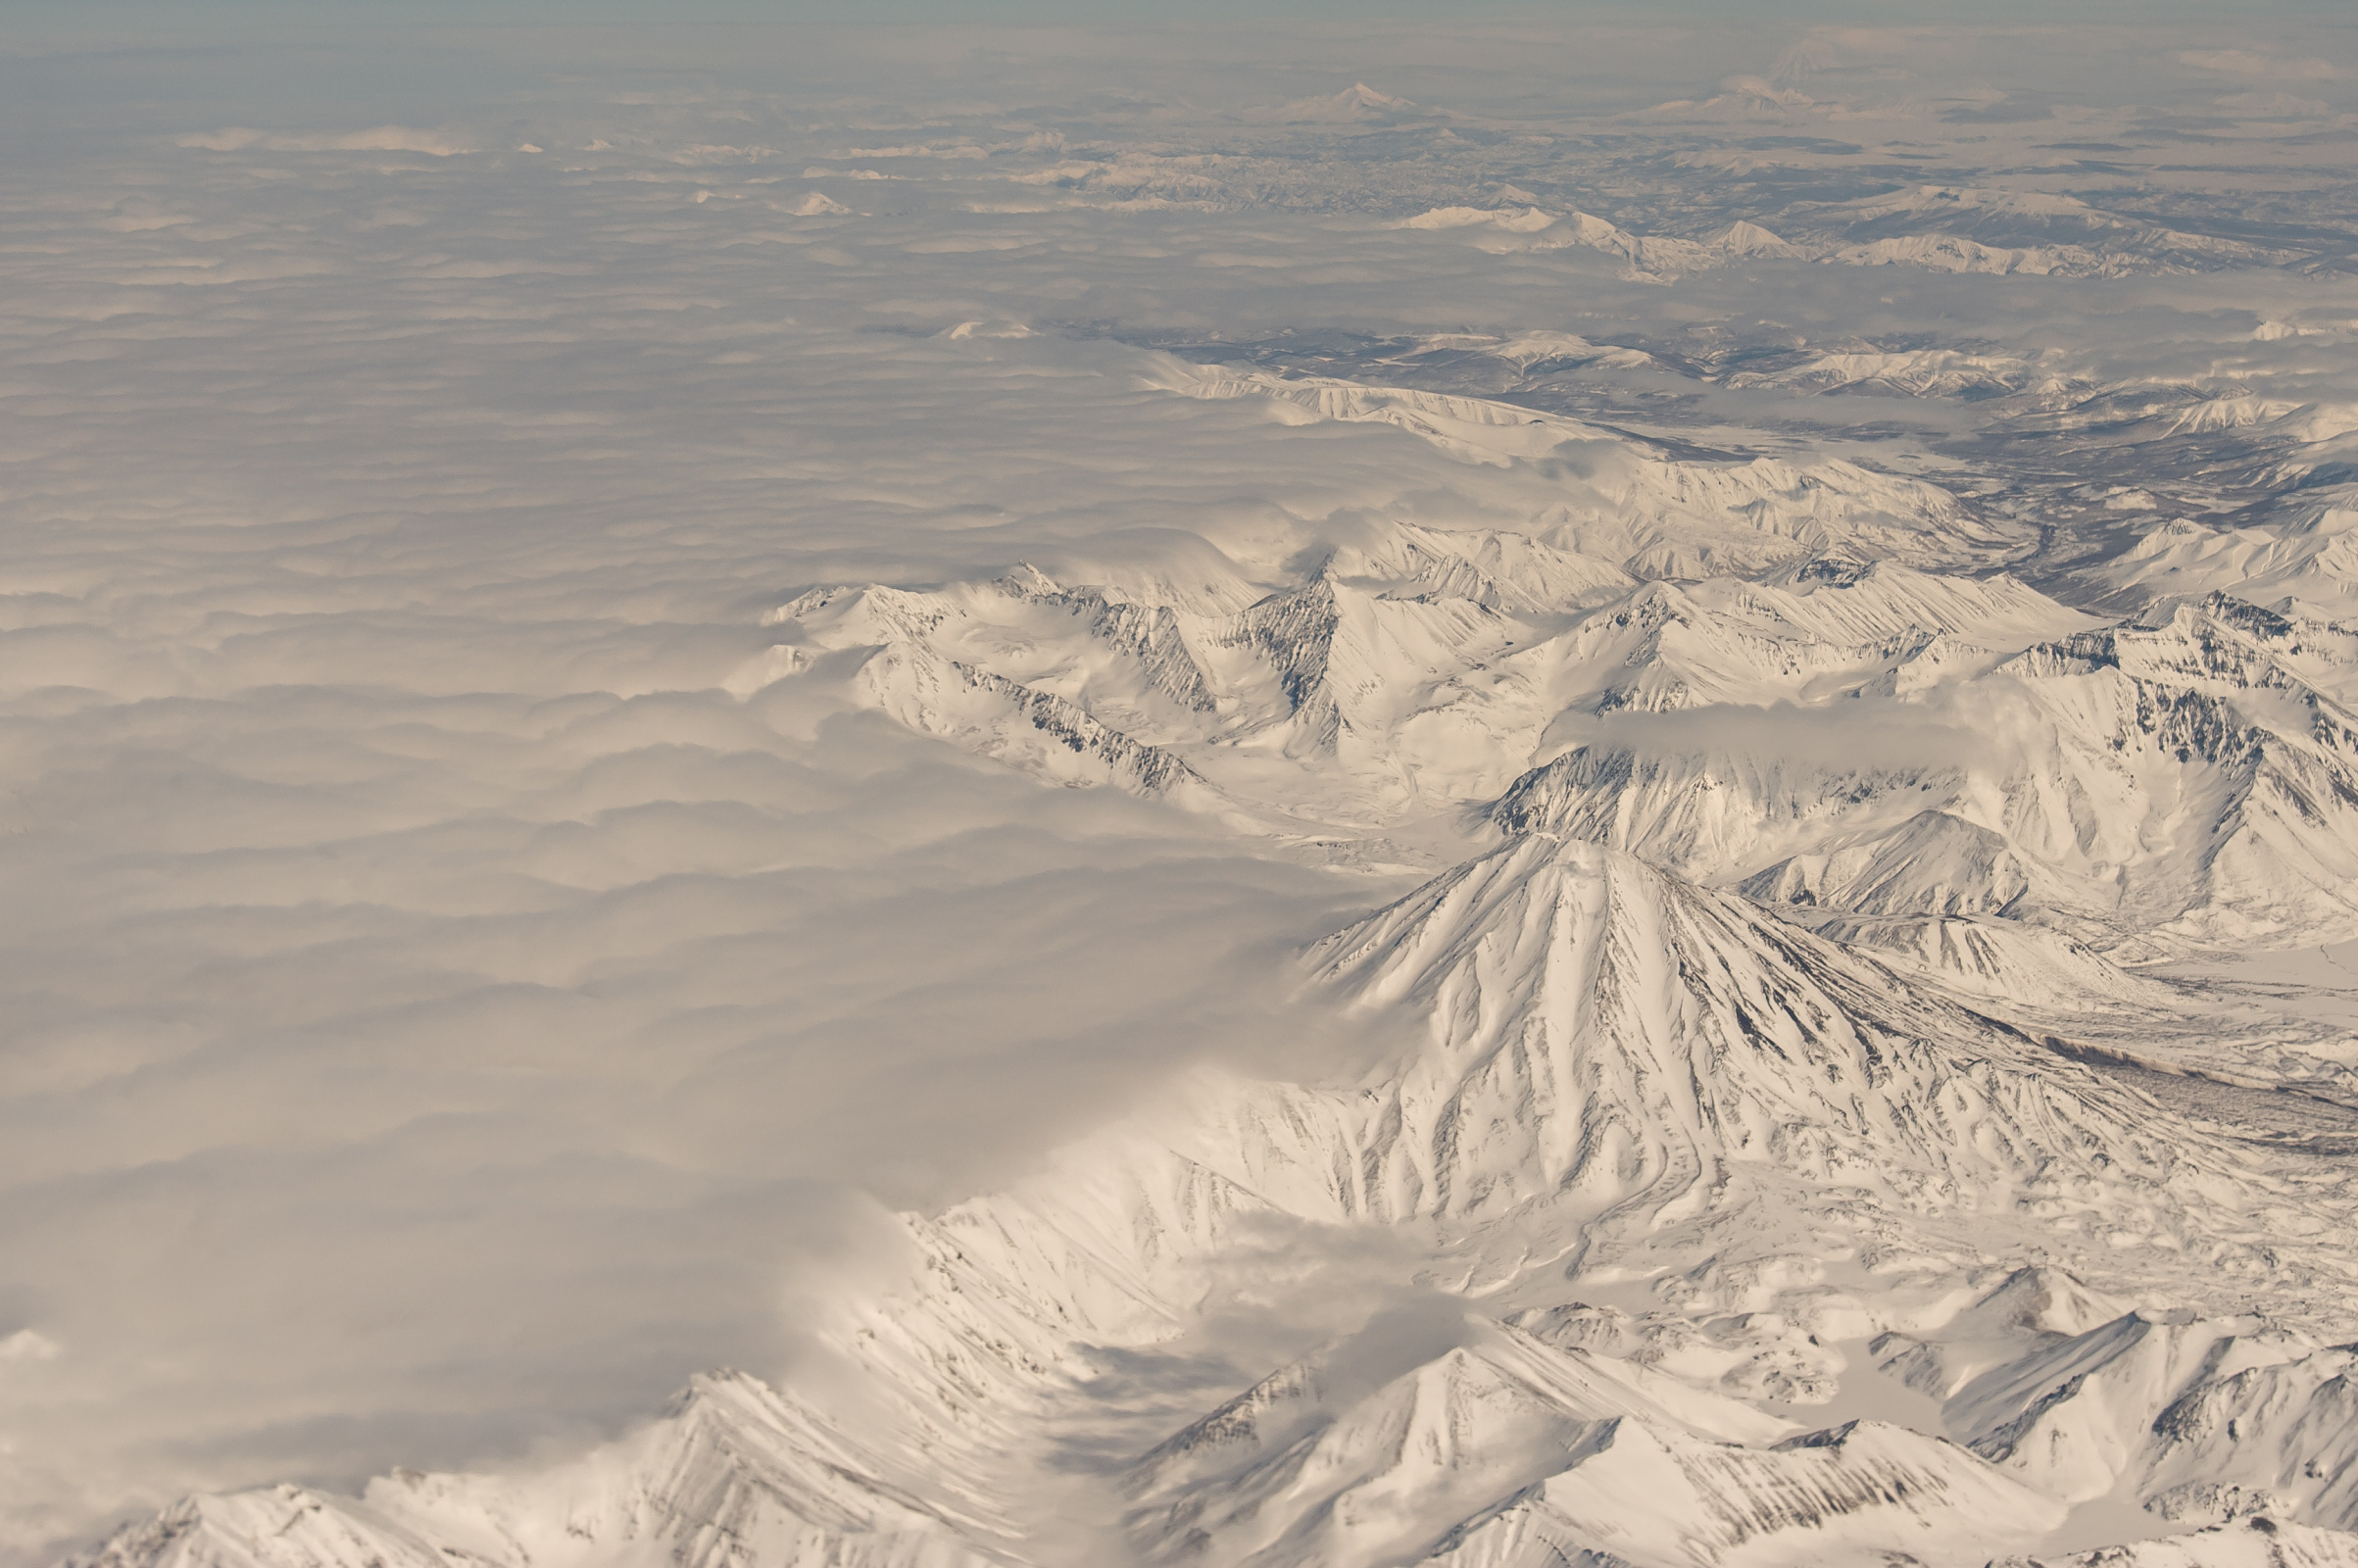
69,324,2358,1568
1387,186,2301,283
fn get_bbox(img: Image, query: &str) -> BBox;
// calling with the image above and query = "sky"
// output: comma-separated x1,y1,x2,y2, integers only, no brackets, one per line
6,0,2356,24
1,9,2355,1565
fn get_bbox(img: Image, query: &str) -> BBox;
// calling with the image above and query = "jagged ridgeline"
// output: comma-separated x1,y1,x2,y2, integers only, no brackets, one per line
77,340,2358,1567
764,363,2358,964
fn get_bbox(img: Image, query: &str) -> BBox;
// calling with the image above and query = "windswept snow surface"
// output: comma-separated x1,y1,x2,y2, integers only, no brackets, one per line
17,16,2358,1568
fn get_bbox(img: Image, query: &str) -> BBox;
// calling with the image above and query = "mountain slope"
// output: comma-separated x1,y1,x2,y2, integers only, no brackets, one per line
1124,1317,2065,1568
1297,836,2196,1226
1493,594,2358,951
1150,362,2032,575
68,1374,1017,1568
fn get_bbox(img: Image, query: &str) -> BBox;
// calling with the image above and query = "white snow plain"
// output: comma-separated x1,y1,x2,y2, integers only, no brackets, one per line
8,14,2358,1568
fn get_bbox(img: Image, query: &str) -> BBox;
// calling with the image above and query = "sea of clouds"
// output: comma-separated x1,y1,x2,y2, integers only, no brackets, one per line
2,13,2354,1564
